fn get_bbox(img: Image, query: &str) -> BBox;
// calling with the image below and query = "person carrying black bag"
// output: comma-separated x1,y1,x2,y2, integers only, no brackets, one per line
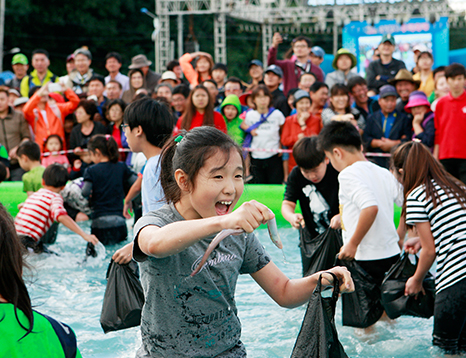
291,273,348,358
282,137,340,276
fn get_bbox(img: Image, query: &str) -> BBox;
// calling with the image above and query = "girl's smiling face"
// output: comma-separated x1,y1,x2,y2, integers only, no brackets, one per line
179,148,244,220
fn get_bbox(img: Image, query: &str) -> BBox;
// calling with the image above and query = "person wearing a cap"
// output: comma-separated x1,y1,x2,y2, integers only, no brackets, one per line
0,86,30,180
366,34,406,92
404,90,435,149
281,90,322,173
59,54,75,86
363,84,411,168
20,49,59,98
179,52,213,88
310,46,325,69
268,33,325,95
8,89,20,107
104,52,129,95
412,51,434,97
212,63,228,92
128,54,161,93
7,54,29,90
389,69,420,122
23,81,79,150
411,44,428,74
325,49,359,91
160,71,179,89
246,59,264,91
66,48,95,94
434,63,466,184
264,65,290,117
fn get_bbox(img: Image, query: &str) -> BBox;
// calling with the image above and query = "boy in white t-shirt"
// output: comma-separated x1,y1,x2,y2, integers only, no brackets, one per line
319,121,404,327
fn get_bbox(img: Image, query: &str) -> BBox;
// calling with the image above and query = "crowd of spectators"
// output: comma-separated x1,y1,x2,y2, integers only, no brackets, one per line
0,33,465,189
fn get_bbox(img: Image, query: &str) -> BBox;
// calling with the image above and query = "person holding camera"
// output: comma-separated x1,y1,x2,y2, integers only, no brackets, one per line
267,32,324,95
23,81,79,150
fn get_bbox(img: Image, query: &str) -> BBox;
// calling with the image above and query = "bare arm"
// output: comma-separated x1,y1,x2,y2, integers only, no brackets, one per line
405,221,436,295
123,175,142,218
138,201,272,258
57,214,99,245
338,205,378,260
281,200,304,229
251,263,354,308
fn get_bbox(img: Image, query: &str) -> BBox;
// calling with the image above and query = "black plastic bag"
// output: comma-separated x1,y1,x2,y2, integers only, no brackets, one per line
100,259,145,333
381,253,435,319
301,227,343,277
337,259,384,328
291,273,348,358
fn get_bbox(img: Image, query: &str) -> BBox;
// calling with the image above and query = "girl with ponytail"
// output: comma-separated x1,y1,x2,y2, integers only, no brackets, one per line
82,135,137,250
392,141,466,354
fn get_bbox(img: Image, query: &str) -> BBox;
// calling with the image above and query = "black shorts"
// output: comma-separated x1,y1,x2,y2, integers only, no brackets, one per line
433,277,466,353
357,255,399,287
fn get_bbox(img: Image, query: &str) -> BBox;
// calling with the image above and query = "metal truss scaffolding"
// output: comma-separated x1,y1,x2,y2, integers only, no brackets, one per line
154,0,459,71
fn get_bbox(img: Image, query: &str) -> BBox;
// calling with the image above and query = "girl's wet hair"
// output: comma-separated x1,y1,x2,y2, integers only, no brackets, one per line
391,141,466,217
87,134,119,163
160,126,244,204
0,203,34,339
44,134,63,152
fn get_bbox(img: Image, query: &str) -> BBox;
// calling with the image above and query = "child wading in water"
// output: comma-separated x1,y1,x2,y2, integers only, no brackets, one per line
392,141,466,354
132,126,354,357
82,135,137,249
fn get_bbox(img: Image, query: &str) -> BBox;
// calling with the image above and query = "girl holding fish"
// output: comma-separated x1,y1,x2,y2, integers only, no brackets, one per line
132,126,354,357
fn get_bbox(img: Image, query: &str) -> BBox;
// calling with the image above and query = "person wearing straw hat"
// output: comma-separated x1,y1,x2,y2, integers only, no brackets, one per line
389,69,420,120
404,90,435,149
366,34,406,92
128,54,161,93
325,49,358,91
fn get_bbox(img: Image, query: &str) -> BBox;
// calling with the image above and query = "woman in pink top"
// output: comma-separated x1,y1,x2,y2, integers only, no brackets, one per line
179,52,214,87
174,85,226,134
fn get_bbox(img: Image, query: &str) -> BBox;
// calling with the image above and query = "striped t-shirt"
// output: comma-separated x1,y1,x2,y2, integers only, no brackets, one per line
15,188,68,242
406,181,466,293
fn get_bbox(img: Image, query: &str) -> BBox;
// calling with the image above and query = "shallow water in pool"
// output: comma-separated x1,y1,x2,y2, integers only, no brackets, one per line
26,221,457,358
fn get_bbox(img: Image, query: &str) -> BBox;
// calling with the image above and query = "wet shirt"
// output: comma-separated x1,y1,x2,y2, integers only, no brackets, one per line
133,203,271,357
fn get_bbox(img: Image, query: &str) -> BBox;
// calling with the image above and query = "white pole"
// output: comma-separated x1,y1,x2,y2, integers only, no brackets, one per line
0,0,5,73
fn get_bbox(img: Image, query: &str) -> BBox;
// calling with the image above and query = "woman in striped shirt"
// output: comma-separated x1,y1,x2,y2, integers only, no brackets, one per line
392,141,466,354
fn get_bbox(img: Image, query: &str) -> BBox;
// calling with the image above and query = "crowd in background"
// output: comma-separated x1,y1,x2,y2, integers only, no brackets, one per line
0,31,465,188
